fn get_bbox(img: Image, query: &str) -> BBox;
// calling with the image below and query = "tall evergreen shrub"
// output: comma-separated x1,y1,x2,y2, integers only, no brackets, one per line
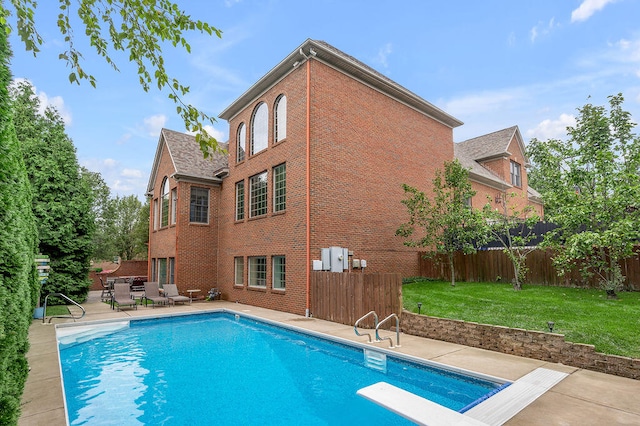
11,83,95,302
0,24,39,425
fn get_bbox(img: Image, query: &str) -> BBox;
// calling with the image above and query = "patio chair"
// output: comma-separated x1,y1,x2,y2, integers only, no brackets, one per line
143,281,169,308
99,276,113,302
163,284,190,306
113,283,137,311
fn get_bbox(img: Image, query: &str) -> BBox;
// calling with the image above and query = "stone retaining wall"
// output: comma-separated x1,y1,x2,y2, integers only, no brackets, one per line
401,310,640,380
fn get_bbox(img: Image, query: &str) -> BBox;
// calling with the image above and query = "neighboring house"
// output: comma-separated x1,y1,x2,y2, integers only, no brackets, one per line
146,39,540,316
454,126,543,217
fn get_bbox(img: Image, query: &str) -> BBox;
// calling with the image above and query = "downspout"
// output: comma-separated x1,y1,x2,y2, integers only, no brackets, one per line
305,57,311,318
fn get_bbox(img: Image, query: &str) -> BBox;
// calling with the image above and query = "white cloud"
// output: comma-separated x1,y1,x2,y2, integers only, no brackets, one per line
11,78,73,125
571,0,617,23
203,124,226,142
142,114,167,137
375,43,393,68
530,17,559,43
526,113,577,140
442,88,526,117
121,169,143,178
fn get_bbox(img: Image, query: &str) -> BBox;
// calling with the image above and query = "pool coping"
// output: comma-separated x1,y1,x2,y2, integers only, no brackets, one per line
20,294,640,425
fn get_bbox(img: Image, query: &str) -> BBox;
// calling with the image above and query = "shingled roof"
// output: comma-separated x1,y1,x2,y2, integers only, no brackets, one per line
454,125,527,191
146,128,229,195
456,126,522,162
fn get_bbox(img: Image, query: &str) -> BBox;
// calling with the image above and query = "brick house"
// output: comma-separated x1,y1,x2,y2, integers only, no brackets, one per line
146,39,541,316
454,125,544,217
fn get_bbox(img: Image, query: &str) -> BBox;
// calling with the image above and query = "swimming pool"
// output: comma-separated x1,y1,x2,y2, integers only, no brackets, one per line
57,311,507,425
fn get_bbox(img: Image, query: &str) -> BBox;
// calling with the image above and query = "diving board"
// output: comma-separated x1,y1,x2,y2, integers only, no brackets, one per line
357,368,568,426
464,367,568,425
357,382,488,426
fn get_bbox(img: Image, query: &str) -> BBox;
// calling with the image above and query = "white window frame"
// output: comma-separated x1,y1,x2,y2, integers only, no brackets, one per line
248,256,267,288
234,257,244,286
274,95,287,142
249,172,268,218
272,256,285,290
237,122,246,162
251,102,268,155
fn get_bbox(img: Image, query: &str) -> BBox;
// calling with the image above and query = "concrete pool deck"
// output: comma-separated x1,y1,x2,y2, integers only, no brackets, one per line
19,291,640,425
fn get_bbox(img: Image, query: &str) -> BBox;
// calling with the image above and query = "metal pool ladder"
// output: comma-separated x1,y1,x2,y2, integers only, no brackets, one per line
42,293,86,324
354,311,379,343
376,313,400,348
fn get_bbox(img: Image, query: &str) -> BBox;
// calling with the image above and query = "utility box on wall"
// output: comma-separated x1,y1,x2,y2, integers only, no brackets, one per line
321,246,350,272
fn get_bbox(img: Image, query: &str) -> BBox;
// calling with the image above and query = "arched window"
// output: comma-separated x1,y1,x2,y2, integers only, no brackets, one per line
274,95,287,142
161,177,170,227
251,102,268,155
236,123,245,162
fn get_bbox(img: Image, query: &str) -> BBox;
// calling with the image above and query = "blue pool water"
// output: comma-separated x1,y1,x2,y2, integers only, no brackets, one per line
58,312,504,425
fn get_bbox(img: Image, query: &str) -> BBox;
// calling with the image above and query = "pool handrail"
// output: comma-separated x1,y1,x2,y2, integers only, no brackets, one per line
42,293,86,324
354,311,379,343
376,313,400,348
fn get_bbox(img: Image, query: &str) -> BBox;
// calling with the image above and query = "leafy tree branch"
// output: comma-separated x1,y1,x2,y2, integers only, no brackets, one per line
2,0,223,156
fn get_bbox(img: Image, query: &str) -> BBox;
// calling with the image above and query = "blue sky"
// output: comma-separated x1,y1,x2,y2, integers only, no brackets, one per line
7,0,640,199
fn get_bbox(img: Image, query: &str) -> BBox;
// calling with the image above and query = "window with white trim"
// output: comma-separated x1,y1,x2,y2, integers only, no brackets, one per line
168,257,175,284
153,199,159,230
251,102,268,155
161,177,170,227
235,181,245,221
237,123,246,162
272,256,285,289
170,188,177,225
250,172,267,218
248,256,266,287
190,187,209,223
274,95,287,142
510,161,522,187
234,257,244,286
273,163,286,212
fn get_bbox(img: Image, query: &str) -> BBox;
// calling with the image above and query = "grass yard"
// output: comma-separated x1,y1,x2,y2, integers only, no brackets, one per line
402,280,640,359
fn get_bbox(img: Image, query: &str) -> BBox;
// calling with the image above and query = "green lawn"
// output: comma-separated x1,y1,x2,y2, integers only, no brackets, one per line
402,280,640,359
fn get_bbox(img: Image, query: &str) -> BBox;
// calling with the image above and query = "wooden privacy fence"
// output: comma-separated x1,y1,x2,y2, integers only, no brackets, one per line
419,248,640,290
310,272,402,326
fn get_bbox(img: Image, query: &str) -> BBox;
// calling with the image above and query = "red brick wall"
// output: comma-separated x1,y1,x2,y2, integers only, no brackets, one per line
216,59,455,316
471,135,544,218
308,61,453,277
218,63,309,314
148,139,221,297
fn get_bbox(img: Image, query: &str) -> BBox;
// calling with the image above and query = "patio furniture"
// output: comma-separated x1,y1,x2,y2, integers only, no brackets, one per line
163,284,190,306
113,283,137,311
99,277,113,302
143,281,169,308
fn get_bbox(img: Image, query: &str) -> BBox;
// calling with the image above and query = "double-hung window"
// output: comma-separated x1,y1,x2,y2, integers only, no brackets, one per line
161,178,170,227
272,256,285,290
273,163,286,212
234,257,244,286
190,187,209,223
235,181,245,221
250,172,268,218
170,188,177,225
248,256,266,287
510,161,522,187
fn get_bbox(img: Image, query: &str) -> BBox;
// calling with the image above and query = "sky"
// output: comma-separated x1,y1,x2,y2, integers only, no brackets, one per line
7,0,640,199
